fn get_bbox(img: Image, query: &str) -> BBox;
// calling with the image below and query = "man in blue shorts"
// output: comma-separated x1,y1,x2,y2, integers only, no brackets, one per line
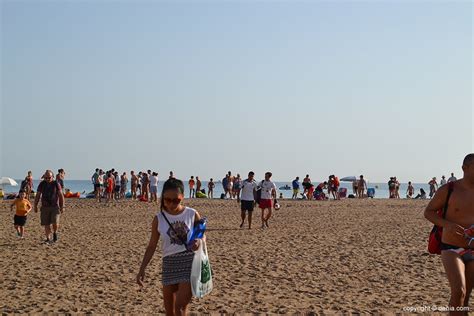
239,171,257,229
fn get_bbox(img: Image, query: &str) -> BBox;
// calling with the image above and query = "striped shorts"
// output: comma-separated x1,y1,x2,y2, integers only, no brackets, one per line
162,251,195,286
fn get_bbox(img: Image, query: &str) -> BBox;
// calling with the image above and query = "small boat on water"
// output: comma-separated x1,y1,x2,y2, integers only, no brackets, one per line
279,185,291,190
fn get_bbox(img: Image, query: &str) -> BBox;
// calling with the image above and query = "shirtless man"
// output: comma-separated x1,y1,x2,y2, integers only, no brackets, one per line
131,171,138,200
208,178,215,199
424,153,474,314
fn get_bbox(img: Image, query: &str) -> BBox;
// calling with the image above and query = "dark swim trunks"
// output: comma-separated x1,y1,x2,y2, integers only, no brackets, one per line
441,242,474,263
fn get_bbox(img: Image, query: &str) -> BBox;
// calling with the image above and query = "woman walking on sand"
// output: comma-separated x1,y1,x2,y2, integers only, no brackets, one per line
137,179,206,315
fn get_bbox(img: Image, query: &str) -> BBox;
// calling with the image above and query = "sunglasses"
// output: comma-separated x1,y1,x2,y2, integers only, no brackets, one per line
163,198,182,204
44,177,52,180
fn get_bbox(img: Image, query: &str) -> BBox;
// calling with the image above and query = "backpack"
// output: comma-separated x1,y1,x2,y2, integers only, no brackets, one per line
428,182,454,254
21,180,28,190
41,181,60,205
255,181,264,204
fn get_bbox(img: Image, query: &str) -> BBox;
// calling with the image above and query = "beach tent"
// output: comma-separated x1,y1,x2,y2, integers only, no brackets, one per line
340,176,357,182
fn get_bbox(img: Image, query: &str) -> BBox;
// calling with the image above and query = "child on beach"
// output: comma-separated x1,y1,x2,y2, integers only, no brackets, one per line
137,178,205,315
10,190,32,238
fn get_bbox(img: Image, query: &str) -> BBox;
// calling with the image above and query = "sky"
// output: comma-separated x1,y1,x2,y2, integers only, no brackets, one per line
1,0,472,182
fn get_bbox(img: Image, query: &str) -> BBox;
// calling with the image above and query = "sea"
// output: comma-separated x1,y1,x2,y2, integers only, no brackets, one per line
7,179,433,199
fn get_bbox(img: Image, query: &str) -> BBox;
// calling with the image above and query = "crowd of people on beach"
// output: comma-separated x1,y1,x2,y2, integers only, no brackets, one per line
4,153,474,314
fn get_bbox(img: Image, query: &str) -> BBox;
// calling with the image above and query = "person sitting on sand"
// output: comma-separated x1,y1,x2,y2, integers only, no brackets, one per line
414,188,427,199
11,190,32,238
424,153,474,312
137,178,205,315
34,170,65,243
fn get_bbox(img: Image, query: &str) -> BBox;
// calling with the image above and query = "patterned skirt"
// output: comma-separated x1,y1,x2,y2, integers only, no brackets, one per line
162,251,195,286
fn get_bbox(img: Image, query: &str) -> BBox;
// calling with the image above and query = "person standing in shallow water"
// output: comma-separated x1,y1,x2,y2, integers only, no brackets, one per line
424,154,474,314
137,178,205,315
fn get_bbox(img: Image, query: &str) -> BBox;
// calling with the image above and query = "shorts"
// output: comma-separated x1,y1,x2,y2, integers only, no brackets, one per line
14,215,27,226
241,200,254,212
293,189,299,195
150,186,158,194
259,199,273,209
40,207,60,226
115,185,121,193
94,184,100,190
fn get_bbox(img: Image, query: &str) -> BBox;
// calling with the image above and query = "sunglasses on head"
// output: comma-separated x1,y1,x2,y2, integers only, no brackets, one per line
163,197,182,204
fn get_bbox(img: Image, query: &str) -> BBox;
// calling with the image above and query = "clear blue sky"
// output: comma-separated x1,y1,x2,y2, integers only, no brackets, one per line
1,1,472,182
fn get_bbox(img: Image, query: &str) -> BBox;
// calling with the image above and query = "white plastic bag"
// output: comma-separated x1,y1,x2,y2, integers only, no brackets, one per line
190,239,213,298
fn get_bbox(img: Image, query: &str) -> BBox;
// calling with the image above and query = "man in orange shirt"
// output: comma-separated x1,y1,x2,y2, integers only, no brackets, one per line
11,190,32,238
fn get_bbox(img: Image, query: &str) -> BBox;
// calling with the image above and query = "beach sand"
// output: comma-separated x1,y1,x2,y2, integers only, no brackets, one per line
0,198,461,313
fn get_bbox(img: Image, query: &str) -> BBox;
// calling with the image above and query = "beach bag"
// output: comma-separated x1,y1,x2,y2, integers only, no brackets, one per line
191,240,213,298
428,182,454,254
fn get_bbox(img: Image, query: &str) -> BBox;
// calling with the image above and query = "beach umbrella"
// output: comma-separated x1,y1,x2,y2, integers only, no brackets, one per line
0,177,18,194
0,177,18,186
340,176,357,182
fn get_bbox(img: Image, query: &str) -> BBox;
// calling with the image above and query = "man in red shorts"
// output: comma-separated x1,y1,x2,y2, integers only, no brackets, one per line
259,172,277,229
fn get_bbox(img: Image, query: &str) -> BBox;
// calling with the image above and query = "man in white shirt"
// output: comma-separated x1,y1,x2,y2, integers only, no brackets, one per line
239,171,257,229
448,173,457,183
440,175,447,186
259,172,277,229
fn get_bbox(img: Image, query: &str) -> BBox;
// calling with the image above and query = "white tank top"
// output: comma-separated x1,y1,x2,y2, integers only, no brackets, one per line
157,207,196,257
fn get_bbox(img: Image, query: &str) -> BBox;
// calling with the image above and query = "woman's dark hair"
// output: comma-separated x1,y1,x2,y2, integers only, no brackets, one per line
160,178,185,211
420,188,426,194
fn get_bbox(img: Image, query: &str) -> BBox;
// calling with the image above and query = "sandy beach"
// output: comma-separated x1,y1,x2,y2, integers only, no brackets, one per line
0,198,463,313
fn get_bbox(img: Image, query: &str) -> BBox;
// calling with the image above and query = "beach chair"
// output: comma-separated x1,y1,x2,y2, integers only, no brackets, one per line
338,187,347,198
367,188,375,198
